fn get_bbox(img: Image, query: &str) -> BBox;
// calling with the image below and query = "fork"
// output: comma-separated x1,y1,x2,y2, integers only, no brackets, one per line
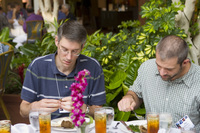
133,111,145,120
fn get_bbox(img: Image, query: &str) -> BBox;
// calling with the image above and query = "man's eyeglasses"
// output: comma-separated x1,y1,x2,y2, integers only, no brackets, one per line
59,45,81,56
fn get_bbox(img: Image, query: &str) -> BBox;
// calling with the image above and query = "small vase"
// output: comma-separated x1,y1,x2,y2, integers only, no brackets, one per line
76,123,89,133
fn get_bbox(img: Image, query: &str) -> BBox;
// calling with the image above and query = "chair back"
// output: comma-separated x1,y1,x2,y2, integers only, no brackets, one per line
0,42,14,96
26,20,44,42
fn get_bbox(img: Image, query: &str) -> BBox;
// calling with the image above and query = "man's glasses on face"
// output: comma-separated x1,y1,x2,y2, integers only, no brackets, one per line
59,45,81,57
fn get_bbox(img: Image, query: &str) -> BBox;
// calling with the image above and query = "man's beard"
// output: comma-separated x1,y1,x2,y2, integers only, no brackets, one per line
160,66,182,81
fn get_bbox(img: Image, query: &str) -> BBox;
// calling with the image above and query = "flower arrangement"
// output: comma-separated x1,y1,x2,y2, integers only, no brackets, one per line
70,69,90,127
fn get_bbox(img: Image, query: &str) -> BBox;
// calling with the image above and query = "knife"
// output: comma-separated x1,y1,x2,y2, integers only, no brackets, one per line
120,121,135,133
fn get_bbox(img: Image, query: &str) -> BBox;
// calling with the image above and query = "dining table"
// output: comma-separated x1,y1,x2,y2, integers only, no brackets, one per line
11,121,119,133
11,120,182,133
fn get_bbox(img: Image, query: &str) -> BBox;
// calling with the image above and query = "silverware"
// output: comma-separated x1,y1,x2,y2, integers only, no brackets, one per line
120,121,135,133
112,122,120,129
133,111,145,120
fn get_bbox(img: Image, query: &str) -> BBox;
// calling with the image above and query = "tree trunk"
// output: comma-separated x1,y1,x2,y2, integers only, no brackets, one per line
173,0,200,64
38,0,59,34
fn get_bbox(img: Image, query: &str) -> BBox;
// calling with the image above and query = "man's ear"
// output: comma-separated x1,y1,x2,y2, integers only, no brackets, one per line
55,36,59,47
81,43,85,49
182,58,190,65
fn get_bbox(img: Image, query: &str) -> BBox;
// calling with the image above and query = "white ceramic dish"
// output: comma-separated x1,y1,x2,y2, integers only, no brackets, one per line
119,120,147,133
51,117,94,132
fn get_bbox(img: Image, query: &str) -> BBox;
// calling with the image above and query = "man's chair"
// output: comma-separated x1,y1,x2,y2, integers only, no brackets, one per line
0,42,14,120
26,20,44,43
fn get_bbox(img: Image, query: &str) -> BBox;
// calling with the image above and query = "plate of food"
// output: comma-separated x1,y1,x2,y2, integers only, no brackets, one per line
119,120,147,133
51,116,94,132
51,117,76,132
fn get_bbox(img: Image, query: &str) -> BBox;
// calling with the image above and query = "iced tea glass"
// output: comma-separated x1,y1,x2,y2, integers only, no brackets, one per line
39,111,51,133
0,120,11,133
94,108,106,133
147,112,159,133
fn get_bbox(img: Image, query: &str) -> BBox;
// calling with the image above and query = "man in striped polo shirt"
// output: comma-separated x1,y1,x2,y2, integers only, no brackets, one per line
20,21,106,119
118,35,200,131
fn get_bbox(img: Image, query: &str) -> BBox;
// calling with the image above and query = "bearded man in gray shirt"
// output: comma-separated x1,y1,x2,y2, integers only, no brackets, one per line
118,35,200,131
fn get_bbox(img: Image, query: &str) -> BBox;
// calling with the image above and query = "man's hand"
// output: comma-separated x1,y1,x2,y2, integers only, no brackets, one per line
31,99,61,113
60,97,73,112
118,95,137,112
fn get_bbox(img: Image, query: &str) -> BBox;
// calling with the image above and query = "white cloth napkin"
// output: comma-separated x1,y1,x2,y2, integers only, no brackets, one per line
158,128,181,133
11,123,35,133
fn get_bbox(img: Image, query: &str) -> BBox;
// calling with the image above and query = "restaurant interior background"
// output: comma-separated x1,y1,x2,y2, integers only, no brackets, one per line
0,0,145,33
0,0,146,124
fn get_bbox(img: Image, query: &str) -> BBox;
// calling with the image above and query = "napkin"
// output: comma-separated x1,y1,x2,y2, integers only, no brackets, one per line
158,128,181,133
11,123,35,133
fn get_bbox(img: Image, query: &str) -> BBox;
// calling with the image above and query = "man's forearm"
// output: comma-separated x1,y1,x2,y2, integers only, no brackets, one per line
126,90,143,109
20,100,35,118
88,105,102,118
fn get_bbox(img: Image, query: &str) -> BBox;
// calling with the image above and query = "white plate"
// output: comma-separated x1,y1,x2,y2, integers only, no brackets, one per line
51,117,76,132
51,117,94,132
119,120,147,133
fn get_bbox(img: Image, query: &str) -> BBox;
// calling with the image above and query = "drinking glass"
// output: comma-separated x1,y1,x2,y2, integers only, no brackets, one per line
39,111,51,133
103,107,114,129
147,112,159,133
159,113,172,133
94,107,106,133
0,120,11,133
29,109,39,131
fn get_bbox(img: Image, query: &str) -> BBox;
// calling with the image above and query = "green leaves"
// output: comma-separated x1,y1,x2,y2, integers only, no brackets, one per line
106,70,126,90
116,111,131,121
82,0,189,121
0,27,12,42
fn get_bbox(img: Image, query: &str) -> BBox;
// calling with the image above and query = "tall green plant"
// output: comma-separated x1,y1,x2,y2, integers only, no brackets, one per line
82,0,187,121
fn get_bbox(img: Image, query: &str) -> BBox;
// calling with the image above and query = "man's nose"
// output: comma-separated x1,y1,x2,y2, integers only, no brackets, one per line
65,52,73,59
159,68,167,76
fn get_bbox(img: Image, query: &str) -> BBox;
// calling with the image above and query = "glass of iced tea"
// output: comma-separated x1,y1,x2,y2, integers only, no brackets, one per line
0,120,11,133
94,107,106,133
147,112,159,133
39,111,51,133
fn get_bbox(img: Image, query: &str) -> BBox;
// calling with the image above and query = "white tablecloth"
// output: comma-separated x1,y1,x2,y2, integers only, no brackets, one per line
11,121,181,133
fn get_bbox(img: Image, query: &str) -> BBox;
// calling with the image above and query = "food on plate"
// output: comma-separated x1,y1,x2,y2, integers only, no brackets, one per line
128,124,147,133
51,117,73,128
139,125,147,133
61,120,73,128
128,125,140,132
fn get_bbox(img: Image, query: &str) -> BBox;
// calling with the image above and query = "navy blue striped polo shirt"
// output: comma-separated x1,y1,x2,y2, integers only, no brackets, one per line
21,53,106,119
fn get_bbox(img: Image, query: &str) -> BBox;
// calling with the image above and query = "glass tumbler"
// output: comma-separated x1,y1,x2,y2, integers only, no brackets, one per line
0,120,11,133
147,112,159,133
159,113,172,133
29,109,39,131
94,107,106,133
103,107,114,127
39,111,51,133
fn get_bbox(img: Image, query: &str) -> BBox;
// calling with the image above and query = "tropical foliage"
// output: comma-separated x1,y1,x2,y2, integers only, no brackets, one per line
82,0,187,121
4,0,189,120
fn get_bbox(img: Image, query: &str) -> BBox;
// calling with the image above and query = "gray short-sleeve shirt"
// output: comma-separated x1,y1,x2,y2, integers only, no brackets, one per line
130,59,200,130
